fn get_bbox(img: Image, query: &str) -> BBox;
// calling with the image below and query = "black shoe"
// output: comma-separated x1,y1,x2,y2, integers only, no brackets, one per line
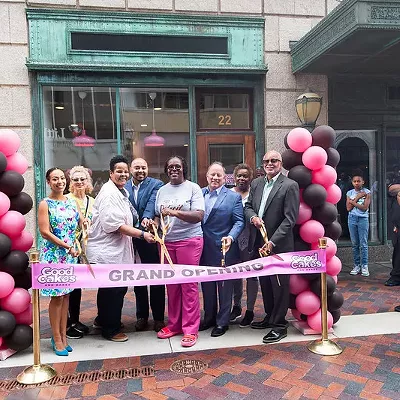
199,320,215,331
239,310,254,328
251,315,271,329
135,318,149,332
262,329,287,344
66,325,84,339
211,325,229,337
385,278,400,287
74,321,89,335
229,306,242,322
395,305,400,312
153,320,165,332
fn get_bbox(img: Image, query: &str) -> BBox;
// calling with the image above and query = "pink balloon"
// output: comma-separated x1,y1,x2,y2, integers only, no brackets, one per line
296,202,312,225
311,237,337,260
6,152,28,175
0,129,20,156
307,309,333,333
0,210,26,238
0,191,10,217
290,274,310,295
312,165,337,188
326,184,342,204
0,272,15,299
11,230,34,252
287,128,312,153
326,256,342,276
299,220,325,243
296,290,321,315
291,309,302,321
331,275,338,283
0,337,2,347
302,146,328,171
0,288,31,314
14,304,33,325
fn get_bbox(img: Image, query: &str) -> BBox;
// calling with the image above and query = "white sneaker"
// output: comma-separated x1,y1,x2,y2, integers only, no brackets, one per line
361,265,369,277
350,265,361,275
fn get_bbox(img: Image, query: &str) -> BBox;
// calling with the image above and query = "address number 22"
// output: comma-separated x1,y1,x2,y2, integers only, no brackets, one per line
218,114,232,126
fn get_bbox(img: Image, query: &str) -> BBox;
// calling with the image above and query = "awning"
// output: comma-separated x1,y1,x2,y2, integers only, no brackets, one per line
291,0,400,74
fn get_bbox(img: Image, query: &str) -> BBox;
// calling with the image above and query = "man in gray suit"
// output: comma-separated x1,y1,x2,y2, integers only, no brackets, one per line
244,150,299,343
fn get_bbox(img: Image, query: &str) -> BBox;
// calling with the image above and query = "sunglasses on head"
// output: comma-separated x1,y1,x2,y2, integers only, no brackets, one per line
262,159,281,164
72,178,87,182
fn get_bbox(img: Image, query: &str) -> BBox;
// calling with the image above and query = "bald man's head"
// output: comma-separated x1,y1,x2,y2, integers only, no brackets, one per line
130,158,148,184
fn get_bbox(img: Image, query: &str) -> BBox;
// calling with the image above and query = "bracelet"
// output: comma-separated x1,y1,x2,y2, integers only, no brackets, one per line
140,230,145,240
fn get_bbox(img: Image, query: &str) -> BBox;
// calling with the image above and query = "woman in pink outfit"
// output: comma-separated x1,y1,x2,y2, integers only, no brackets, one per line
154,156,204,347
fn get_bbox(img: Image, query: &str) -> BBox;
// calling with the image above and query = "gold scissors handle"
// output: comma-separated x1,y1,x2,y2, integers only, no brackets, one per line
221,238,229,267
152,217,174,269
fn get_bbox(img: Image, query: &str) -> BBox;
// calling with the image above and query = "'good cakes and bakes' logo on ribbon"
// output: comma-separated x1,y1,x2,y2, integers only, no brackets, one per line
32,249,326,290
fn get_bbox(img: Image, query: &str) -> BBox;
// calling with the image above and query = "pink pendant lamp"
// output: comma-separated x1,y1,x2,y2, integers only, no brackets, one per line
73,91,96,148
144,92,165,147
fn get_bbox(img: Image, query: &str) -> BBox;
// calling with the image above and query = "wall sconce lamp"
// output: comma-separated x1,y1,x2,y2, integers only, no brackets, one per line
295,91,322,130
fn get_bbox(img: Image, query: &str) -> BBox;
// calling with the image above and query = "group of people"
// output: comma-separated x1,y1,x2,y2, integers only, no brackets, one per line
38,150,301,356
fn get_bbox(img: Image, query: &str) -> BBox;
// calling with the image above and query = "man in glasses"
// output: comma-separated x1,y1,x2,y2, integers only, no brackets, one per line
125,158,165,332
244,150,299,344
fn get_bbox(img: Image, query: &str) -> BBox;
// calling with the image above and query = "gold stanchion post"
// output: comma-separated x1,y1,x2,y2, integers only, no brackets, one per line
307,238,343,356
17,249,57,384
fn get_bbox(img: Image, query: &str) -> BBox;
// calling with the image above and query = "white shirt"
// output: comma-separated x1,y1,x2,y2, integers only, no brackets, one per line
86,180,134,264
230,187,249,207
131,180,141,204
258,173,281,219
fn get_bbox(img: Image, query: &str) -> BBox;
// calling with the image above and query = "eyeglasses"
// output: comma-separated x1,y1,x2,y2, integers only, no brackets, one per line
167,165,182,171
72,178,87,182
263,159,281,165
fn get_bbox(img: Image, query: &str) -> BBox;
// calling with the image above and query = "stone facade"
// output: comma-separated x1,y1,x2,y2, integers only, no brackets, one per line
1,0,341,242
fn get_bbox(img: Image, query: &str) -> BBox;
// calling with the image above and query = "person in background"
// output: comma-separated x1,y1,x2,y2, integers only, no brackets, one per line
65,166,95,339
229,163,259,328
245,150,299,344
38,167,82,356
86,155,154,342
125,158,165,332
154,156,204,347
200,162,244,337
346,170,371,277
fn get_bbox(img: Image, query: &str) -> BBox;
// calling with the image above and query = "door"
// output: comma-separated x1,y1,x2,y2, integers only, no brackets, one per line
197,134,255,188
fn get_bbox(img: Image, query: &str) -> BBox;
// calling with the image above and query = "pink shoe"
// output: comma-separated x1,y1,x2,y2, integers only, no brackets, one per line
157,327,181,339
181,334,197,347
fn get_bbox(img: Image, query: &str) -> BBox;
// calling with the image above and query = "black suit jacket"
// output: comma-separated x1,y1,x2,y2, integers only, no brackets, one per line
244,174,299,255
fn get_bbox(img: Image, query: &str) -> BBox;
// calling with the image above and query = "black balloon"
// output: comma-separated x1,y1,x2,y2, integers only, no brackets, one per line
0,152,6,173
300,313,307,321
288,165,312,188
330,309,341,324
310,275,336,297
303,184,327,207
5,324,33,351
289,294,297,309
13,267,32,290
284,132,289,149
302,273,319,282
282,149,303,171
313,203,338,225
0,232,12,259
9,192,33,215
0,311,16,337
0,171,24,197
324,221,342,241
294,238,310,251
326,148,340,168
328,290,344,312
0,250,29,276
312,125,336,149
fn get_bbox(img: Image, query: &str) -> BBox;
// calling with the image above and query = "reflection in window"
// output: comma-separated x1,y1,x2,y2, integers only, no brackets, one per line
121,89,190,182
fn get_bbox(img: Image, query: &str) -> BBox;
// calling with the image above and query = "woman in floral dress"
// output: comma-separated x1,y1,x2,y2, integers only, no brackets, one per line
38,167,83,356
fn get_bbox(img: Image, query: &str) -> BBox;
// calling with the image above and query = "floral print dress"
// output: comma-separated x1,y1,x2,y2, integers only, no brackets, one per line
40,198,79,297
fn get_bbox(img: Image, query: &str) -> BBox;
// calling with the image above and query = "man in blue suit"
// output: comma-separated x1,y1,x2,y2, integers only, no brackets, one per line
200,162,244,337
125,158,165,332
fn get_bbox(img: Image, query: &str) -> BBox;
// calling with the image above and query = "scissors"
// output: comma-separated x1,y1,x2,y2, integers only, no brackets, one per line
258,222,284,261
75,220,96,279
152,215,174,269
221,237,229,268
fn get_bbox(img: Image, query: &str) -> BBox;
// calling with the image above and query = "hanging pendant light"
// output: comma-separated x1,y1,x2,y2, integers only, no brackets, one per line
144,92,165,147
73,91,96,147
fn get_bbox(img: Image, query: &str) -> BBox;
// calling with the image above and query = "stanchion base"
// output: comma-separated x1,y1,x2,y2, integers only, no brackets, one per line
17,364,57,385
308,339,343,356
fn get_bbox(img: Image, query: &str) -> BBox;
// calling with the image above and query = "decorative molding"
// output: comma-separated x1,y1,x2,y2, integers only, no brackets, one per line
370,5,400,23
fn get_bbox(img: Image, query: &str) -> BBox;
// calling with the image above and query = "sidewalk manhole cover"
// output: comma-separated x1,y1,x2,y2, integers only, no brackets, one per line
170,359,208,375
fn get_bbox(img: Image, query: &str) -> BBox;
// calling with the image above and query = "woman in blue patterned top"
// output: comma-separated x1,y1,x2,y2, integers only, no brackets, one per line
38,167,84,356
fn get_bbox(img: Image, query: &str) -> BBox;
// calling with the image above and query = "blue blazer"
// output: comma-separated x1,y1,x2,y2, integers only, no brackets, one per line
125,177,163,222
201,186,244,267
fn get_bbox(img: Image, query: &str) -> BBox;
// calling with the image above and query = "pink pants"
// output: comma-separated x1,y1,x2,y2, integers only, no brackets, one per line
165,237,203,335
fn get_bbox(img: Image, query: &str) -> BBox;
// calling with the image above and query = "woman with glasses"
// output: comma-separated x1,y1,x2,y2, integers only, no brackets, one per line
153,156,205,347
66,166,95,339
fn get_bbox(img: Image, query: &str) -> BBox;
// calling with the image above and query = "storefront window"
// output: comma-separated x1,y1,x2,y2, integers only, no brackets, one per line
120,88,190,182
42,86,117,195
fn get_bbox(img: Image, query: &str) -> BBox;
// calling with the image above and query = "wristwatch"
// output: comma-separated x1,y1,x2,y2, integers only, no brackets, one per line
140,230,145,240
